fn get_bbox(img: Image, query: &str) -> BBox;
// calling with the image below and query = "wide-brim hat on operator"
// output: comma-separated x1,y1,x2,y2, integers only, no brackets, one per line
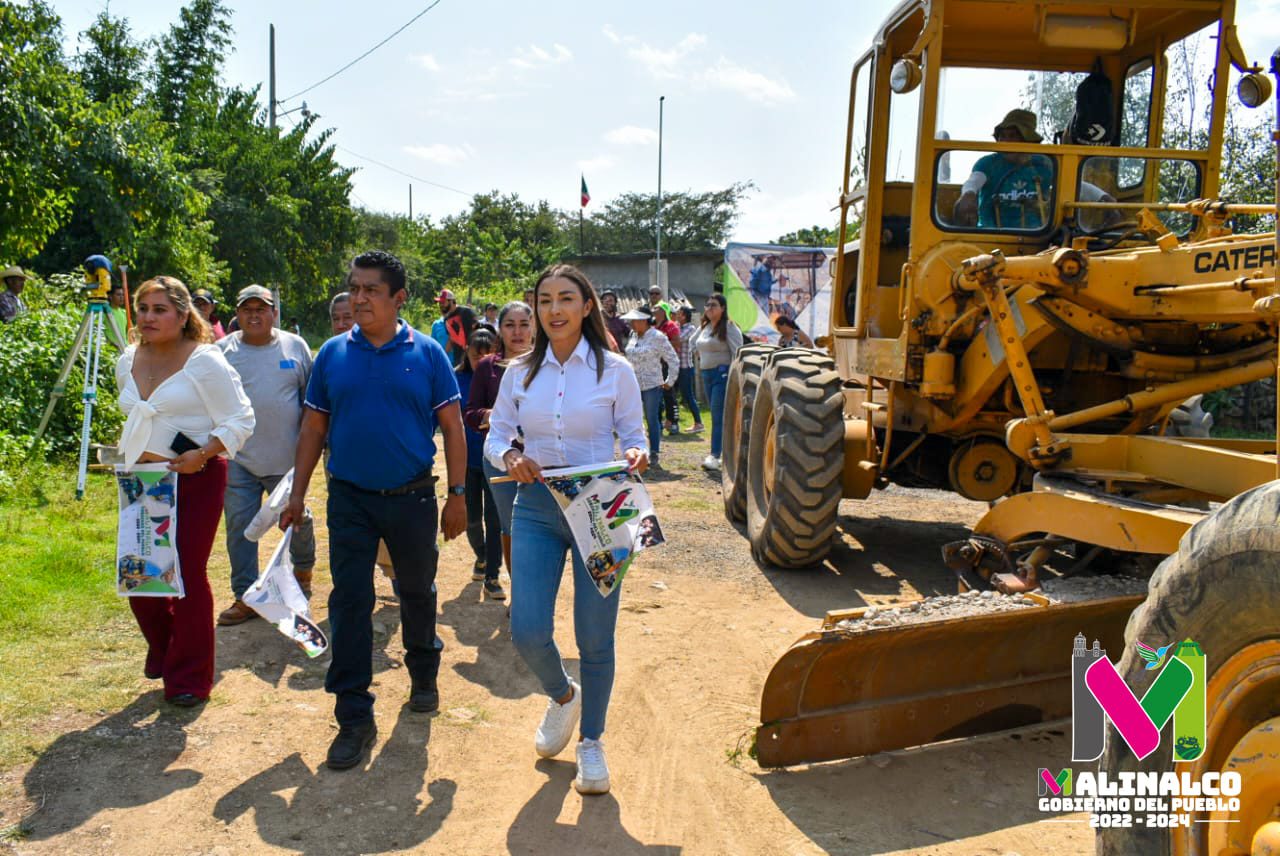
236,284,275,307
994,108,1042,143
1,266,28,280
620,305,655,322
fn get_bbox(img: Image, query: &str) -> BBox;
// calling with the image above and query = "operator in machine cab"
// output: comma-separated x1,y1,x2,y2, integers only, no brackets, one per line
952,109,1054,229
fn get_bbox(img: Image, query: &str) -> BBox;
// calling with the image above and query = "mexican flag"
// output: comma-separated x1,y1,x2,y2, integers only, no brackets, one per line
581,175,590,207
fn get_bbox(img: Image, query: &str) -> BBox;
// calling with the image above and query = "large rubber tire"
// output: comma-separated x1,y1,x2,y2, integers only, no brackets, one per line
721,344,777,524
1096,480,1280,855
744,351,844,568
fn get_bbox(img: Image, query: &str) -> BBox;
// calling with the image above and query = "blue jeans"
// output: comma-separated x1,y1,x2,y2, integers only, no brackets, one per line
701,365,730,458
510,481,622,740
224,460,316,598
641,386,664,464
326,477,444,726
465,466,502,579
676,368,702,426
482,457,517,536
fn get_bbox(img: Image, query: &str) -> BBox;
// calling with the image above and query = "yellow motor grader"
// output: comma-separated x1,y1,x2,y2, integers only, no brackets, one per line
725,0,1280,850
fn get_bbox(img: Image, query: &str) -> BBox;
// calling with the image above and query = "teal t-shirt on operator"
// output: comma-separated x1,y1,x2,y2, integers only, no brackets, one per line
974,153,1054,229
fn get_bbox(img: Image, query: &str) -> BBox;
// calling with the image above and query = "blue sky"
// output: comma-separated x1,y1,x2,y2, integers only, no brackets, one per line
52,0,1280,243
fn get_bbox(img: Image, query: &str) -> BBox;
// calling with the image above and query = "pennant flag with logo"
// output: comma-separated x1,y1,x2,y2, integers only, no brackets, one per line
243,529,329,658
115,464,184,597
540,461,665,597
581,175,590,208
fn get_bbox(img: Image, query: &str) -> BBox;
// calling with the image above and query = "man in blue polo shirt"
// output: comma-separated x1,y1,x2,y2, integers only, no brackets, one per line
282,250,467,771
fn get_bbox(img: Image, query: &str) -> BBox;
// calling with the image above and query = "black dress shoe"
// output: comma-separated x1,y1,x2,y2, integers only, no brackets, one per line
168,693,206,707
145,668,162,680
326,721,377,770
408,680,439,713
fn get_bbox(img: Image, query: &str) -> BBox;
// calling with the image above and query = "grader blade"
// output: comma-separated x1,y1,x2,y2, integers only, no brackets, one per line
756,593,1143,768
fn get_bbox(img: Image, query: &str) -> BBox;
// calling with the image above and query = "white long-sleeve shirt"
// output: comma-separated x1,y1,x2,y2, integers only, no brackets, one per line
624,326,679,391
484,336,647,471
116,344,255,467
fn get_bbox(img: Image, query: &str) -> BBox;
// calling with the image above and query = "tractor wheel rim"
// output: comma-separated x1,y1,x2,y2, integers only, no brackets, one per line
1176,640,1280,856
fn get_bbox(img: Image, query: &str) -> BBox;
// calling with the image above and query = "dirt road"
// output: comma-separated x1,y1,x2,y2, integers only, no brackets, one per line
3,434,1091,855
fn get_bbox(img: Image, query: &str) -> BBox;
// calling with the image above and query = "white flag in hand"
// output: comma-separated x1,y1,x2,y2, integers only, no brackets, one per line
243,529,328,658
541,461,666,597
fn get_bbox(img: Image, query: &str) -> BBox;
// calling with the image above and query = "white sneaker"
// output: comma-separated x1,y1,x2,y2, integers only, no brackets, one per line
702,455,721,471
534,680,581,758
574,738,610,794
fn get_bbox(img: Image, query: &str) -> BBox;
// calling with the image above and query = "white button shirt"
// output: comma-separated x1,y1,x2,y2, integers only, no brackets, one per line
484,336,647,471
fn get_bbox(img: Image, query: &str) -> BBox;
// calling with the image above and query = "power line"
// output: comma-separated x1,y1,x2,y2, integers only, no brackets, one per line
279,98,473,203
335,145,474,197
278,0,445,103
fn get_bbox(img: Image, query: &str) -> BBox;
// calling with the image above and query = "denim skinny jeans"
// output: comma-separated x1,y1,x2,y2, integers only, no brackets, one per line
509,481,622,740
676,367,702,426
482,457,518,536
640,386,664,464
701,365,730,458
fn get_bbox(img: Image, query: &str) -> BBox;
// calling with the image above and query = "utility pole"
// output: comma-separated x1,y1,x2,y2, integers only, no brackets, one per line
656,95,665,295
409,184,413,219
268,24,276,129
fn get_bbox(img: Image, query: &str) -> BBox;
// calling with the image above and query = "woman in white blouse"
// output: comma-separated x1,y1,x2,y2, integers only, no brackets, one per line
484,264,647,796
620,304,678,469
115,276,254,707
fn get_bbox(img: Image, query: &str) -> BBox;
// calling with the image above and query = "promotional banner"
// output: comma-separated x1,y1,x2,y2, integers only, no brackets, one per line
540,461,666,597
720,242,836,343
243,529,328,658
115,464,183,598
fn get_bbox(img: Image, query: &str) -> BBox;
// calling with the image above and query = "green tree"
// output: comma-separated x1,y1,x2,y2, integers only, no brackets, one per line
76,11,147,106
151,0,231,142
0,1,81,261
568,182,753,253
774,225,839,246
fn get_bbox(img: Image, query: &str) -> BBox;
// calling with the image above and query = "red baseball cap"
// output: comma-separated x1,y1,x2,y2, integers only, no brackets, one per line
436,289,456,304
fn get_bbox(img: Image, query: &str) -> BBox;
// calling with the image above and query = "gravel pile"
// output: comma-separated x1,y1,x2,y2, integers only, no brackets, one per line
833,574,1149,632
1039,574,1149,602
834,589,1038,631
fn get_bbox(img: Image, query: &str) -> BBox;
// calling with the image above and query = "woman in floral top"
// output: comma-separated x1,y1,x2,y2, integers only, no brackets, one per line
621,304,678,468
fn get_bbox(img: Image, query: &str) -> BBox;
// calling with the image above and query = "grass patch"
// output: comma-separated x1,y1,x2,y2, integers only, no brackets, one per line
0,462,144,771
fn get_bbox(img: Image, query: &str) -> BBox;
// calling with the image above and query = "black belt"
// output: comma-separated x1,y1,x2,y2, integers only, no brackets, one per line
337,472,437,497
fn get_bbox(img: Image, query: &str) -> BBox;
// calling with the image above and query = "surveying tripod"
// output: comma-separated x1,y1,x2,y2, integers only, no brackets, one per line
32,298,128,499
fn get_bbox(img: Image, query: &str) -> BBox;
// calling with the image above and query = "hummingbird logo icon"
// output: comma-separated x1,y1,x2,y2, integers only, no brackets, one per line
1135,641,1173,670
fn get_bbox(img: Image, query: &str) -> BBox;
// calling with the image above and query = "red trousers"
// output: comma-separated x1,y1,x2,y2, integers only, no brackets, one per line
129,457,226,700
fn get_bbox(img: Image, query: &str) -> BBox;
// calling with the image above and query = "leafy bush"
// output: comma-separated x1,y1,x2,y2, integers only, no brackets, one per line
0,275,125,461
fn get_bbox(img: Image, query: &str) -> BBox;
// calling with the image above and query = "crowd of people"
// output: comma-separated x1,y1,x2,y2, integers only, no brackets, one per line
102,251,759,797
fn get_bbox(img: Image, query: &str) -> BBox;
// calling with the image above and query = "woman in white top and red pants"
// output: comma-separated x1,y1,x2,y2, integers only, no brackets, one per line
116,277,254,706
485,264,647,795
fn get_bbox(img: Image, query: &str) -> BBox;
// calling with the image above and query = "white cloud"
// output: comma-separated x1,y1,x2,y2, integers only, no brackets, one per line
577,155,616,173
628,33,706,79
412,53,440,72
699,58,796,104
404,143,473,166
604,125,659,146
602,24,622,45
733,189,839,243
509,43,573,70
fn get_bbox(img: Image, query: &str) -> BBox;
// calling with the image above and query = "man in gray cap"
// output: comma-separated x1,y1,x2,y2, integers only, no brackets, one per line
217,283,317,624
0,266,30,323
952,108,1054,229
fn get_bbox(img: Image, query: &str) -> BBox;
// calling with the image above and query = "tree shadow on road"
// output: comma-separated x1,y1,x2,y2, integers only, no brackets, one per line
19,690,204,839
437,580,543,701
212,707,454,854
506,759,681,855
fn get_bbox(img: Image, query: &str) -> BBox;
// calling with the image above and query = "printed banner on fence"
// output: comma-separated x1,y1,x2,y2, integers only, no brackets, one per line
720,242,836,343
541,461,666,597
115,464,184,598
243,529,328,658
